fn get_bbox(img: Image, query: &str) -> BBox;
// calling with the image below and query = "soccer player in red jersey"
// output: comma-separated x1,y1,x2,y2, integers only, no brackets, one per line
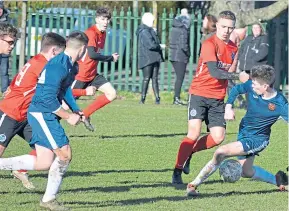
0,33,66,189
72,7,119,131
172,11,250,184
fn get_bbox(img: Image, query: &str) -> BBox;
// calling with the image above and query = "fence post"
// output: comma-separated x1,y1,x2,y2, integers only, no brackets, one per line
131,7,139,92
124,7,132,91
12,6,18,76
167,8,174,92
160,8,166,91
117,7,125,91
187,11,196,90
19,1,27,71
34,9,40,55
109,7,117,83
196,10,202,62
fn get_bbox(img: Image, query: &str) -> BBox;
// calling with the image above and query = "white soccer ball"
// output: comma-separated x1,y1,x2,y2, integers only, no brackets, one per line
219,159,242,183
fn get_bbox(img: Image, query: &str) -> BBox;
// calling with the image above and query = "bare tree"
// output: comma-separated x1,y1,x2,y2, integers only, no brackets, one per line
208,0,288,28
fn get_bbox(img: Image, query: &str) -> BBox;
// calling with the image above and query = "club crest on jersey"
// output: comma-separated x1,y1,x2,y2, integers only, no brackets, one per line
0,134,6,143
268,103,276,111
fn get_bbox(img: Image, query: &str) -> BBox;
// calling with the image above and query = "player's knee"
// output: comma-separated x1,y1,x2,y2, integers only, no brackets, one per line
105,88,117,101
187,129,201,140
211,133,225,145
214,147,227,163
0,145,6,157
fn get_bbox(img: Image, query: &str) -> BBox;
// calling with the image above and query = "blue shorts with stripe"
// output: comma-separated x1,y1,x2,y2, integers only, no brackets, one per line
237,135,269,159
27,112,69,150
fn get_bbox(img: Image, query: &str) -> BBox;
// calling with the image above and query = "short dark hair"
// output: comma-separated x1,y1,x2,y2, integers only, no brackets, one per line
96,7,111,19
41,32,66,52
218,10,236,22
66,31,88,48
251,65,275,87
0,23,18,39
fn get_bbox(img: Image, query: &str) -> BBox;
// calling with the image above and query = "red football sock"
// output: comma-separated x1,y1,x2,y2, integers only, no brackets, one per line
175,137,197,169
72,89,86,97
18,149,37,173
83,94,111,118
192,134,218,153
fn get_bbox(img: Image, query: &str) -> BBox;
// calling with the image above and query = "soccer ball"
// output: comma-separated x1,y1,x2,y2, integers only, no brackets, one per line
219,159,242,183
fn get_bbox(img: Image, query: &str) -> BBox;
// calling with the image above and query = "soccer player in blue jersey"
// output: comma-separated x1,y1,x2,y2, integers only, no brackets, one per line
186,65,288,196
0,31,88,210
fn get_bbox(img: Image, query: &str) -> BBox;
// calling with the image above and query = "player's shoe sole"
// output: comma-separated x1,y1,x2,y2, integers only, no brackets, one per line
12,170,35,190
40,199,70,211
186,183,199,197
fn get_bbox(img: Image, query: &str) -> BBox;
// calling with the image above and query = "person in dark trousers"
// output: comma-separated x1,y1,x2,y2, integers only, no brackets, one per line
238,22,269,74
169,9,190,105
136,12,165,104
0,2,11,93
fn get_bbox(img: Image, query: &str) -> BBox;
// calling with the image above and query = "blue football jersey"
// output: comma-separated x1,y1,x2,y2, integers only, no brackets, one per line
29,52,79,113
227,80,288,138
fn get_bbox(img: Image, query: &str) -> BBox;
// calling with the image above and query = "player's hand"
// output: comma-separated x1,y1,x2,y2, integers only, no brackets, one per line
85,86,96,96
112,53,119,62
2,87,11,98
160,44,166,49
61,101,70,111
239,71,249,83
224,104,235,121
67,113,81,126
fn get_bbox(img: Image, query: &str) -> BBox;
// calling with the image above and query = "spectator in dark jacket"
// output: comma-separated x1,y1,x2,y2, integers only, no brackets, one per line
238,22,269,74
0,2,11,93
136,12,164,104
169,11,190,105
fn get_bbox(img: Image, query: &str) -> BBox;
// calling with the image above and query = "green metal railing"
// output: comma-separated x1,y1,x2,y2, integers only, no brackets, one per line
7,6,288,94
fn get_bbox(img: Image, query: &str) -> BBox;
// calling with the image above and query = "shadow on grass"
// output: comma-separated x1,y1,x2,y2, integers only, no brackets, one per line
28,168,172,179
70,132,237,139
65,189,282,208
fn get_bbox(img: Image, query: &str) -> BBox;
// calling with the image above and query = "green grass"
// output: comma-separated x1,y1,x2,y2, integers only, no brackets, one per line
0,98,288,211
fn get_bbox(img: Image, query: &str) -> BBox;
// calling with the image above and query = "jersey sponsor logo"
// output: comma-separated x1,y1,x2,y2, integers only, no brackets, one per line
217,61,231,70
0,134,6,143
268,103,276,111
190,108,197,117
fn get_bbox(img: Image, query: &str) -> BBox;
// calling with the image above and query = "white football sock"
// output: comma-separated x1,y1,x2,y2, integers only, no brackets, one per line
191,160,220,187
0,155,35,170
252,166,277,185
42,157,70,203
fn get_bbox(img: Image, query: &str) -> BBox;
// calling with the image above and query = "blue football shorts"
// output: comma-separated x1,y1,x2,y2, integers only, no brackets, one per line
237,135,269,159
27,112,69,150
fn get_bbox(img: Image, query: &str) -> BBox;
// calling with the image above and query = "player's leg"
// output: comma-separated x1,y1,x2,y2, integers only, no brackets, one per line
82,75,116,117
184,98,226,175
239,155,288,191
0,110,19,157
151,62,160,104
40,144,71,211
172,95,205,184
140,65,153,104
11,122,36,189
187,141,245,196
192,98,226,153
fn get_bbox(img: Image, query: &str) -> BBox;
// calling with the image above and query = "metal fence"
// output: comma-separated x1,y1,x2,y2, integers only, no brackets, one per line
7,6,288,93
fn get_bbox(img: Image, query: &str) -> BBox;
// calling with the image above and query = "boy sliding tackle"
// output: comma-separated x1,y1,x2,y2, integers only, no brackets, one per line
186,65,288,196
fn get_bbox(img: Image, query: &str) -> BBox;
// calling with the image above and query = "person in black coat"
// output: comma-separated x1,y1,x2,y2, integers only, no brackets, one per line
169,12,190,105
238,22,269,74
136,12,164,104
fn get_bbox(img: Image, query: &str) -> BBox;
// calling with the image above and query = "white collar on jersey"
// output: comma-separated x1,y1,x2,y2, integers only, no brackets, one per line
64,51,74,66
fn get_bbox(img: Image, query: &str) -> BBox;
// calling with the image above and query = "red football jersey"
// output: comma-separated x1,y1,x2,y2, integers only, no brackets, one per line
0,54,47,121
76,25,106,82
189,34,238,100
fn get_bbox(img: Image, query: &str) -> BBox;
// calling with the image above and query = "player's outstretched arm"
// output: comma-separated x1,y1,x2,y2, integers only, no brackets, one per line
87,46,114,62
226,80,252,106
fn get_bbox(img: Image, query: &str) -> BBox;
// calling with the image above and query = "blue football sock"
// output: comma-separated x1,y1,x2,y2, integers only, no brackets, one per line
252,166,277,186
